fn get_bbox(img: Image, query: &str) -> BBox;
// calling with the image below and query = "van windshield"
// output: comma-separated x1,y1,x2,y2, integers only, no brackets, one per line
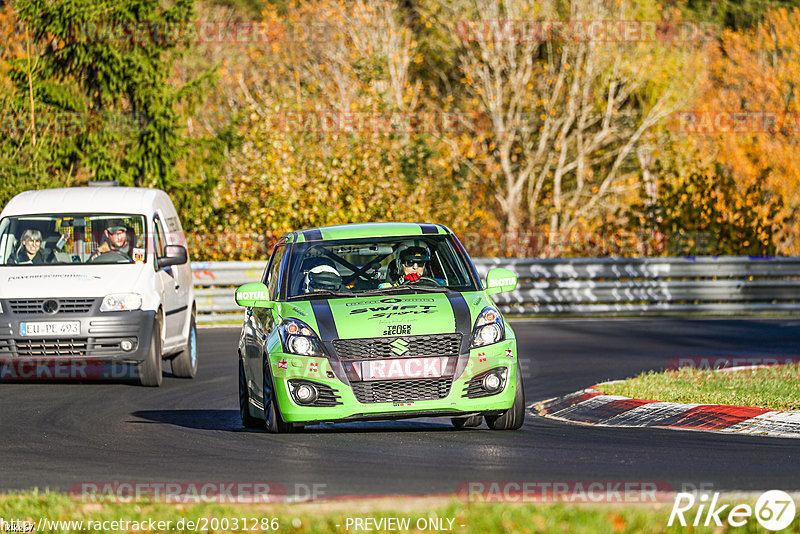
0,214,148,265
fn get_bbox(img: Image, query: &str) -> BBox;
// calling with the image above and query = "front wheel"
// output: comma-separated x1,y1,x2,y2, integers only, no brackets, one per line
138,318,163,386
263,359,295,433
451,415,483,429
485,368,525,430
171,315,197,378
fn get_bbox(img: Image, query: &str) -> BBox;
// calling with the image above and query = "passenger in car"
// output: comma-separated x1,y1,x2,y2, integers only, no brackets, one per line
11,229,53,264
304,264,343,293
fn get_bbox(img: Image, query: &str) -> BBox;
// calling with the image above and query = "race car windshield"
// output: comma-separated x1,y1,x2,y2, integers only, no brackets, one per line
0,214,148,266
285,235,479,299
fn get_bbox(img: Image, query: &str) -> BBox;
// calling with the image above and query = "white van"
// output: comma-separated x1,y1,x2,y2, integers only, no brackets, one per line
0,183,196,386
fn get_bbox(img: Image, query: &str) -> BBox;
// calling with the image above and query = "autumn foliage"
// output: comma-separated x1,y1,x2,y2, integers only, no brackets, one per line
2,0,800,259
682,7,800,254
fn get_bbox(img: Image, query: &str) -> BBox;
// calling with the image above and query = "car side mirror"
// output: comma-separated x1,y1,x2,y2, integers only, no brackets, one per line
235,282,275,309
157,244,188,268
485,267,517,295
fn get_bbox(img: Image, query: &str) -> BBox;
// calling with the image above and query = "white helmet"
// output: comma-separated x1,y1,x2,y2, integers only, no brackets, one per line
304,264,341,293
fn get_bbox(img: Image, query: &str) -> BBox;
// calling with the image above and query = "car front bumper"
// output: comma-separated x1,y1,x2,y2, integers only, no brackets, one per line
269,341,520,424
0,298,155,380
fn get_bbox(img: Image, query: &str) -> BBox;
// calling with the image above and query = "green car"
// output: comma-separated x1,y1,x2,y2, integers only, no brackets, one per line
235,223,524,432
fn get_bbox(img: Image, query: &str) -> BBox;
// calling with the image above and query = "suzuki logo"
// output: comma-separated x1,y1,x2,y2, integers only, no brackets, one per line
389,338,409,356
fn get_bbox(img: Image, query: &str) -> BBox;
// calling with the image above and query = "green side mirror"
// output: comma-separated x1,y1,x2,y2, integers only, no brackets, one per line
235,282,274,308
485,267,517,296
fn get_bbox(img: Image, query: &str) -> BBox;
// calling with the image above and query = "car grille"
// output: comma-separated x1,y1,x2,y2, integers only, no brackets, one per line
14,338,88,357
333,334,462,360
351,378,453,403
0,337,136,358
8,298,95,315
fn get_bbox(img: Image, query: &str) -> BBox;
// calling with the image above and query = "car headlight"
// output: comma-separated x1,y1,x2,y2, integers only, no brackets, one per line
278,318,326,357
470,306,505,348
100,293,143,312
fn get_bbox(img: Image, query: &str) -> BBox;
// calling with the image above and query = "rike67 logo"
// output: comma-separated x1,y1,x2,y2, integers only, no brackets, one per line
669,490,796,531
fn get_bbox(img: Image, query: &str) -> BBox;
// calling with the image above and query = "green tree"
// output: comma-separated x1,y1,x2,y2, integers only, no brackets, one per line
1,0,225,216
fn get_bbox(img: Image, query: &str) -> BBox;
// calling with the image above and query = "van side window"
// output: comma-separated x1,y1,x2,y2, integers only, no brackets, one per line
153,217,166,262
265,245,286,300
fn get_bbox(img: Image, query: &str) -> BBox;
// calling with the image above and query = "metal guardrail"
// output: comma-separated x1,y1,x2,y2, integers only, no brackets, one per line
192,257,800,322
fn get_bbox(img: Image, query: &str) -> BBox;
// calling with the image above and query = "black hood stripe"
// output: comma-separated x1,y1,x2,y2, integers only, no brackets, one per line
419,223,439,235
446,293,472,353
303,228,323,241
310,299,339,341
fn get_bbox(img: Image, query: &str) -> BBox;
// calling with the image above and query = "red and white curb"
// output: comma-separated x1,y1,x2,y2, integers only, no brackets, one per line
534,387,800,438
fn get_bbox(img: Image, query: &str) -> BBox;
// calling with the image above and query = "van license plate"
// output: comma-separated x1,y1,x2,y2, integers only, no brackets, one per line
20,321,80,336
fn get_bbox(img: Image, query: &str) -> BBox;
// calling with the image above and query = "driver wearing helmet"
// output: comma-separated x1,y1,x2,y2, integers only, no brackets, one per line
304,264,342,293
397,245,430,284
378,241,442,288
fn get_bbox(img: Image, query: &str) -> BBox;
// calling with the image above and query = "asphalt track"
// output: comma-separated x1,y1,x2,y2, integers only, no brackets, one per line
1,319,799,497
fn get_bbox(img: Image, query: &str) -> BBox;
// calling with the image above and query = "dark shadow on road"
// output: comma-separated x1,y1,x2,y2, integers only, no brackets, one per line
131,409,242,430
131,409,471,433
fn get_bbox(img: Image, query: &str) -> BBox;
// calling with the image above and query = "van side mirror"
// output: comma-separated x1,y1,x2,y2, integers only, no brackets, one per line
157,244,188,268
485,267,517,295
235,282,275,308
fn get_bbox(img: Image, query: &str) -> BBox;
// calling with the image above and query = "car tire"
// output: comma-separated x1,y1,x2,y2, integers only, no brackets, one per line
263,358,295,434
451,415,483,429
485,367,525,430
239,358,262,429
171,315,197,378
138,318,163,387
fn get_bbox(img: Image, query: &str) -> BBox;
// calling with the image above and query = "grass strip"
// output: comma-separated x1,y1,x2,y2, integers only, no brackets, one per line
600,363,800,410
2,491,799,533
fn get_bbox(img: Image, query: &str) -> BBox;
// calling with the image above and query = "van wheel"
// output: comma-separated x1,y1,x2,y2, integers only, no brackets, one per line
451,415,483,429
138,318,163,386
263,358,294,433
239,359,261,428
485,368,525,430
171,315,197,378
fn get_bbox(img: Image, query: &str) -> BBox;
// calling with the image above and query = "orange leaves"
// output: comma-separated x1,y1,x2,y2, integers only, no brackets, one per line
0,4,24,92
687,6,800,253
